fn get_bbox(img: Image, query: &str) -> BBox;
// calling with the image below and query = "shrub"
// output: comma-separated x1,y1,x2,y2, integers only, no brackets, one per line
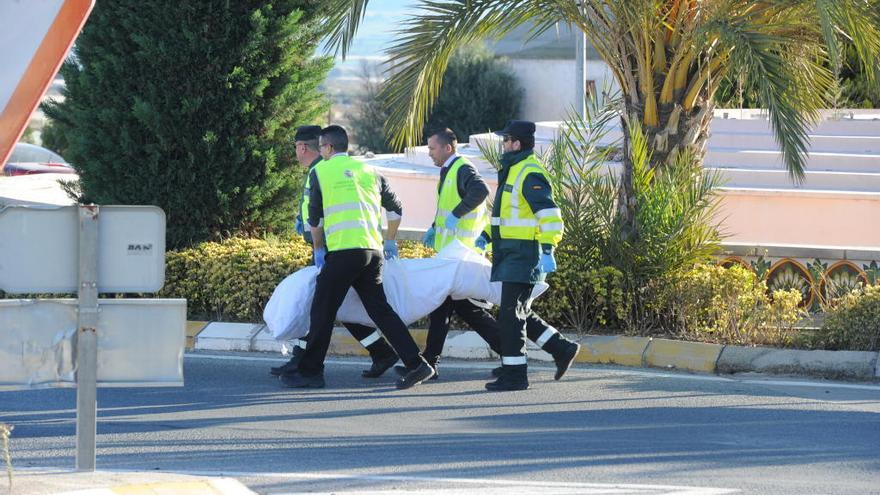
350,43,522,151
159,236,433,322
669,264,803,346
811,284,880,351
532,247,626,333
42,1,332,249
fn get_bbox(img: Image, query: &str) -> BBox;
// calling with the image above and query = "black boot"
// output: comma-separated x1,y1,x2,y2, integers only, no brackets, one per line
395,355,439,380
485,364,529,391
362,339,399,378
547,338,580,381
279,370,325,389
270,346,305,376
395,360,435,389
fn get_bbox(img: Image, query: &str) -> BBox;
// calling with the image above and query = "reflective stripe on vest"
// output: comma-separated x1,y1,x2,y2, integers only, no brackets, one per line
314,155,384,251
495,155,563,244
433,157,489,251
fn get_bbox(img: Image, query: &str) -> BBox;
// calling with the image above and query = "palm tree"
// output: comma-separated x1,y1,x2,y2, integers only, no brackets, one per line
323,0,879,223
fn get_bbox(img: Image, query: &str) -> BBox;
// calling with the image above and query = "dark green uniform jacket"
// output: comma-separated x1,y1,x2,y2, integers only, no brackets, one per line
487,149,559,284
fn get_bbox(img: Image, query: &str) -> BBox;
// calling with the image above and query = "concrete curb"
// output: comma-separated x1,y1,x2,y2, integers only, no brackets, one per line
190,321,880,381
716,345,879,380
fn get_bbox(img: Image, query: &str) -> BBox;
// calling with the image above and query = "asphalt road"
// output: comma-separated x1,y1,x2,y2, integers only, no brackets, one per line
2,352,880,494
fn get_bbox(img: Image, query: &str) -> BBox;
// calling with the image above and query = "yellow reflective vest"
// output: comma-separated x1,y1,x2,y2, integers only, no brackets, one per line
491,154,563,245
433,157,489,251
313,155,384,251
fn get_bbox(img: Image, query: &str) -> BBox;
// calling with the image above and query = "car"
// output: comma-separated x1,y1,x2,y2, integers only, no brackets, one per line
3,143,75,176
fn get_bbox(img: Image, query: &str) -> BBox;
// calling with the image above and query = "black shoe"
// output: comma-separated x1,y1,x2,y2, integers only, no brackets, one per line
553,342,580,380
394,364,440,380
485,376,529,391
362,354,399,378
490,365,503,377
279,371,325,388
270,347,305,376
395,362,435,389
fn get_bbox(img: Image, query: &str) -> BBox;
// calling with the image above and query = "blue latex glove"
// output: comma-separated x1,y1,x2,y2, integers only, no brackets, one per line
383,240,399,260
313,247,326,269
475,235,489,250
295,217,304,235
538,251,557,273
445,213,459,231
422,227,436,248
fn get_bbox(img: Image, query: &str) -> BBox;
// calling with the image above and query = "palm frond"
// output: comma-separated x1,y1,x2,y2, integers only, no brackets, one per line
321,0,370,58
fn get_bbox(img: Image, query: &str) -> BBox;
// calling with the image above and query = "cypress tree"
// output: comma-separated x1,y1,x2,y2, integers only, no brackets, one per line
43,1,331,248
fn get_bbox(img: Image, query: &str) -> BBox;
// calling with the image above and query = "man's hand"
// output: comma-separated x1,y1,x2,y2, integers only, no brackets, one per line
383,240,399,260
538,250,557,273
422,227,436,248
314,247,326,268
445,213,459,231
475,233,490,250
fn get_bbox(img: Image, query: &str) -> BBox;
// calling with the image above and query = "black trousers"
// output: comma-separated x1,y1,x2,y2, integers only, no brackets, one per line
424,297,503,361
299,249,423,373
499,282,563,362
425,294,566,362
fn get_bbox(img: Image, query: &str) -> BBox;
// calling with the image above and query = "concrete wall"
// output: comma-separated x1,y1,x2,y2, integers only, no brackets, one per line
507,59,618,122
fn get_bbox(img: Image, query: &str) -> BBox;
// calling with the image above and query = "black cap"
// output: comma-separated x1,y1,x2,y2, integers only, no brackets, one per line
294,125,322,141
494,120,535,140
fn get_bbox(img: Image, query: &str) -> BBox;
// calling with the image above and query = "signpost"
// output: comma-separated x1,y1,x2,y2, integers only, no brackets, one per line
0,205,184,471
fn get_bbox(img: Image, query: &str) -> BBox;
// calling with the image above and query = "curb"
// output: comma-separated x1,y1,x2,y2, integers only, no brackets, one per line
189,321,880,381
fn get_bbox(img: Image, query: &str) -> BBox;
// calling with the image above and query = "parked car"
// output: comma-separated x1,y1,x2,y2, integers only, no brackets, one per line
3,143,75,176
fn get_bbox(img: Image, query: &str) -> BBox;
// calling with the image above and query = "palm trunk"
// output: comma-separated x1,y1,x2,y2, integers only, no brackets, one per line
617,98,715,233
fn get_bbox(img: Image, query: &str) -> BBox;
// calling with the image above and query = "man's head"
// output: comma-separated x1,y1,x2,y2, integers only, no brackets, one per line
427,127,457,167
294,125,321,166
495,120,535,153
319,125,349,159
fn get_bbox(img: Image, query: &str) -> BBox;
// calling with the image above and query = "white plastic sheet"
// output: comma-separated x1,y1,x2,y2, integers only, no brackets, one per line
263,241,548,342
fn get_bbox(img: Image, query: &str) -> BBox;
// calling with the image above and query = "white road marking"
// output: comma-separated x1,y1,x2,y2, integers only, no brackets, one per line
186,352,880,392
79,468,738,495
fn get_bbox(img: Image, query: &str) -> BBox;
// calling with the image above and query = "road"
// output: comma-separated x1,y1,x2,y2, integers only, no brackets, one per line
2,352,880,494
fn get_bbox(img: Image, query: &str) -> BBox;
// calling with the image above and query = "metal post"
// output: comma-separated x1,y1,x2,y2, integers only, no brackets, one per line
75,205,99,471
575,27,588,118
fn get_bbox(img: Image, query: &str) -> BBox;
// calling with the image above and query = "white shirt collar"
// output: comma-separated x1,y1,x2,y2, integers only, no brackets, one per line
441,154,459,169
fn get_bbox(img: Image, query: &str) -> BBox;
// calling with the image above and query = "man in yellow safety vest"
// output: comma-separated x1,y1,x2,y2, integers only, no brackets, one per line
280,125,434,390
396,127,580,383
271,125,398,381
476,120,580,391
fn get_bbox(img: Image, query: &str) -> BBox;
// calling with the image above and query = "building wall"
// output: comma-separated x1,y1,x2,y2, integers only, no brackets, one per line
507,59,618,122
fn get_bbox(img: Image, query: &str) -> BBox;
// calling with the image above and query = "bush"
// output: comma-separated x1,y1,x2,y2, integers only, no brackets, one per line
669,264,803,346
42,1,332,249
350,43,522,151
159,236,433,322
422,43,522,143
531,247,625,333
811,284,880,351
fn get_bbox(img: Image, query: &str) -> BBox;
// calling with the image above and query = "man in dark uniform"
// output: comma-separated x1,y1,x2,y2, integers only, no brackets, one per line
395,127,581,381
280,125,434,389
271,125,399,381
476,120,580,391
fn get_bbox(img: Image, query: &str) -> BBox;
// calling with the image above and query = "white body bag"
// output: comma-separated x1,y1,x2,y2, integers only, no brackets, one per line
263,240,548,342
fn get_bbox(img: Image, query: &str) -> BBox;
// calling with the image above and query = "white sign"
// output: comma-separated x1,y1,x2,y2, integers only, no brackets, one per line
0,298,186,390
0,205,166,293
0,0,95,166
